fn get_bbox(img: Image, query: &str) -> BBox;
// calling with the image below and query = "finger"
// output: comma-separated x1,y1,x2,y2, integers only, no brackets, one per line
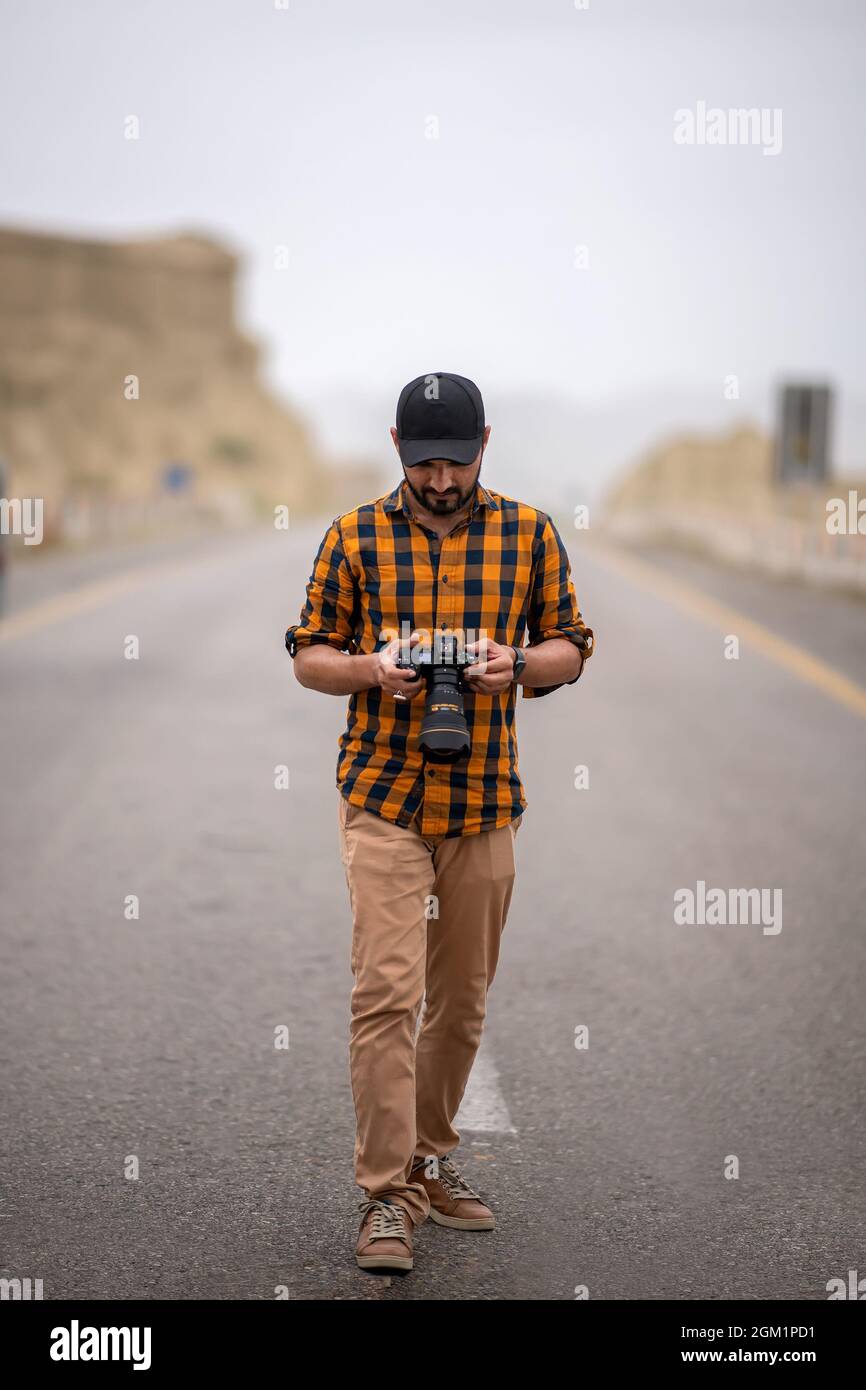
391,675,424,695
467,660,508,678
471,675,510,694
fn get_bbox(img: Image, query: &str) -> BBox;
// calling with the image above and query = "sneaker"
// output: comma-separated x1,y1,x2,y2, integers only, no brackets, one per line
410,1154,495,1230
355,1198,414,1271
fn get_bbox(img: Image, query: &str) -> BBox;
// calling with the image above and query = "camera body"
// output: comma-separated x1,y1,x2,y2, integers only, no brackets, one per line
394,634,479,763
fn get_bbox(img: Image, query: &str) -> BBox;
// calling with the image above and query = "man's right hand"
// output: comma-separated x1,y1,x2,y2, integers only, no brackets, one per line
373,632,425,700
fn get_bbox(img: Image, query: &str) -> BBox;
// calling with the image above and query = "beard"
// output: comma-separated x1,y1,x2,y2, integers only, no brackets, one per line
403,462,481,516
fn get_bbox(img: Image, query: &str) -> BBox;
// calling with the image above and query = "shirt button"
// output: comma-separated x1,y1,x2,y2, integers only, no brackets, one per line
442,575,448,583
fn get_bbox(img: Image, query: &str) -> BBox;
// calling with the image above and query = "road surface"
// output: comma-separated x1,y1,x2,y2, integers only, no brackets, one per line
1,521,864,1300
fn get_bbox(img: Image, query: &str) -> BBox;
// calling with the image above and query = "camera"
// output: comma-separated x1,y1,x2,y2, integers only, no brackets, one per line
394,634,479,763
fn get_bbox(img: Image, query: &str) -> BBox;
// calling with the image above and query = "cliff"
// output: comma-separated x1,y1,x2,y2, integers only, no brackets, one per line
603,424,866,592
0,226,328,532
605,426,776,518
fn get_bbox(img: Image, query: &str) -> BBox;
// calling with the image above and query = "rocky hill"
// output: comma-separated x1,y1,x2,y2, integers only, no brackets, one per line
603,424,866,592
0,226,330,537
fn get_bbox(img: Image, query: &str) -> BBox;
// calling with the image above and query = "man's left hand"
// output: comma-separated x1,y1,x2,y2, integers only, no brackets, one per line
463,638,516,694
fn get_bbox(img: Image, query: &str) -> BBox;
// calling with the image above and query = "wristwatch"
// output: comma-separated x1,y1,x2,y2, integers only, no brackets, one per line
510,645,527,681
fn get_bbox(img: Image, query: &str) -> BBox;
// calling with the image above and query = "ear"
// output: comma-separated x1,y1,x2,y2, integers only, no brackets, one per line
482,424,492,446
389,426,401,453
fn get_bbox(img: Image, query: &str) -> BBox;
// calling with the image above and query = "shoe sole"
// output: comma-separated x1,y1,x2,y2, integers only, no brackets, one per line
356,1254,414,1270
428,1209,495,1230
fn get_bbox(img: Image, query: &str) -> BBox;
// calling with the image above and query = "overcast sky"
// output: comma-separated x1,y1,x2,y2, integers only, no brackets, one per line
2,0,864,493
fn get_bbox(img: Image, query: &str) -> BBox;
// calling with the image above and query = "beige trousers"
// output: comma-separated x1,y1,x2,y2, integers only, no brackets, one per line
337,793,521,1226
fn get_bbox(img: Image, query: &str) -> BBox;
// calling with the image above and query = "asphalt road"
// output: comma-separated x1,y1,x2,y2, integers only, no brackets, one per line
1,521,864,1301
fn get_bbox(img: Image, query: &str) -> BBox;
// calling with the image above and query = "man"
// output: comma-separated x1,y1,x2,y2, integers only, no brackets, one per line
285,371,594,1274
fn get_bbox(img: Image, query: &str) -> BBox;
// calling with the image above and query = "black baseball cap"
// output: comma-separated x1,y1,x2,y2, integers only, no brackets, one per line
395,372,485,466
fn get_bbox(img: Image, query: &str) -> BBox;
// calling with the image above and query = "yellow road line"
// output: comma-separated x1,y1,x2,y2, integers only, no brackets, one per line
6,537,866,723
0,559,191,646
588,542,866,722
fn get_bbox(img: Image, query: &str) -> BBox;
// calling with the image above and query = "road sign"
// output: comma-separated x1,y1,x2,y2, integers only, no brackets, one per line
775,384,832,485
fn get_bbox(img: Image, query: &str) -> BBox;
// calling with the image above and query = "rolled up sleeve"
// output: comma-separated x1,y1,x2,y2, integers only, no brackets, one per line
521,515,594,699
285,519,358,658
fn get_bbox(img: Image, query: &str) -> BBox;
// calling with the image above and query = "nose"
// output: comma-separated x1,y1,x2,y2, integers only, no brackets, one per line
428,466,458,493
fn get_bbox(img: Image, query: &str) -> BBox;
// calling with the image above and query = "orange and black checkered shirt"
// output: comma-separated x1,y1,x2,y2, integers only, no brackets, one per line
285,479,594,839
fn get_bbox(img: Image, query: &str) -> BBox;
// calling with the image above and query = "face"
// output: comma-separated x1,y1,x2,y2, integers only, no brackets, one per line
390,425,491,516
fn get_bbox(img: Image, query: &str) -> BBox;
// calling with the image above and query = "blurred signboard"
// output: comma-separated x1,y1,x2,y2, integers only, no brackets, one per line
162,461,195,494
775,384,832,485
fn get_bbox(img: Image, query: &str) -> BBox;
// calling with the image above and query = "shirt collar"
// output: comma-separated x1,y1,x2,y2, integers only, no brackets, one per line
383,478,499,517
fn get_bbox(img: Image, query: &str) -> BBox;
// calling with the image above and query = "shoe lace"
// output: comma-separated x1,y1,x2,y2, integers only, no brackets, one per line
427,1154,482,1201
358,1198,409,1241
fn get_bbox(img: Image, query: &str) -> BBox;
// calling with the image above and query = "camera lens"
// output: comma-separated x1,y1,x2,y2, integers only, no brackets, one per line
419,664,472,762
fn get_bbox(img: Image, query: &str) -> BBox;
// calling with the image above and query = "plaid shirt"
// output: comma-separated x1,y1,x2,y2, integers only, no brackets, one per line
285,479,594,839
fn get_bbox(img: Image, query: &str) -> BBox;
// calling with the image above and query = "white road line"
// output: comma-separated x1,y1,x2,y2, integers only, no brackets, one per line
454,1042,517,1134
415,996,516,1135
